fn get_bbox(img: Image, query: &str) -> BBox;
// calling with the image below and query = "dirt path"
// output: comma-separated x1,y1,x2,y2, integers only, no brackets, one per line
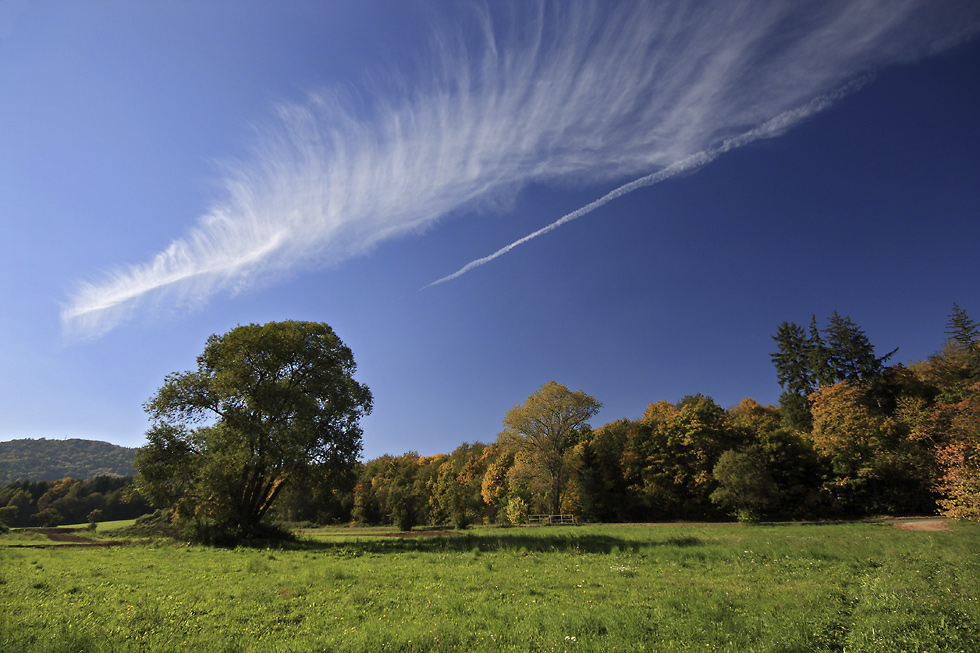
379,530,460,538
884,518,951,532
8,528,126,548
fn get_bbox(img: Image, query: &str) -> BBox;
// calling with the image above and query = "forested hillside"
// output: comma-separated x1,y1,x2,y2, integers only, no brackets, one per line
0,438,136,484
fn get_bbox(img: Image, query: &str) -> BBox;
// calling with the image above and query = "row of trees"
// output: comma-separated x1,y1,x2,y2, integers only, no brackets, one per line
311,305,977,526
129,309,978,543
0,476,152,528
335,393,823,526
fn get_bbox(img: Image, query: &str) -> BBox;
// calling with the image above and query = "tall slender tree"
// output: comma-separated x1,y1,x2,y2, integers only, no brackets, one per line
808,315,833,387
946,302,979,350
499,382,601,516
772,319,818,430
771,321,816,397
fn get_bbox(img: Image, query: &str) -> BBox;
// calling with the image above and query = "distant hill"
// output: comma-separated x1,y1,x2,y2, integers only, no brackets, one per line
0,438,137,484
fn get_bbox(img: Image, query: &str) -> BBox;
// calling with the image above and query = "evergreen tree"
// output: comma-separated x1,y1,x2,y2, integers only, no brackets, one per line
771,321,817,430
771,321,816,398
945,302,979,350
823,311,897,385
808,315,833,387
772,312,896,429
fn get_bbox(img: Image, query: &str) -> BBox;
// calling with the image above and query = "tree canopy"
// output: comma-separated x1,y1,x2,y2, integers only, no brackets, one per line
499,382,601,516
771,311,896,429
342,304,978,526
135,320,372,541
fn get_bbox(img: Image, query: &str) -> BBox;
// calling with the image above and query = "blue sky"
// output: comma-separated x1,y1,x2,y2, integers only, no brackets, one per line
1,1,978,460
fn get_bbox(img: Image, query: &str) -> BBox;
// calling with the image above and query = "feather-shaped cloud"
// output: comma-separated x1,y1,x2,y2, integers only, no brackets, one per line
62,0,980,338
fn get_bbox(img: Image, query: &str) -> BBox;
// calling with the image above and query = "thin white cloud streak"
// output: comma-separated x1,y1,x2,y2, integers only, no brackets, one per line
62,0,980,338
422,79,867,289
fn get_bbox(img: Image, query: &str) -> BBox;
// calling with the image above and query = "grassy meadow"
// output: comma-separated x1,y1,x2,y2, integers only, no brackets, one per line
1,521,978,652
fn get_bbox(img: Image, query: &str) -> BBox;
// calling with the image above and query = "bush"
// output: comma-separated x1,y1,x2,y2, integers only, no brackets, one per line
506,496,528,525
390,487,417,532
31,507,62,528
393,506,417,532
0,506,17,527
711,449,776,521
87,508,104,524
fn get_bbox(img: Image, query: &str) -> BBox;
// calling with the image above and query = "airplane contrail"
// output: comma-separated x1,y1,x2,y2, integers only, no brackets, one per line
60,1,980,338
422,80,864,289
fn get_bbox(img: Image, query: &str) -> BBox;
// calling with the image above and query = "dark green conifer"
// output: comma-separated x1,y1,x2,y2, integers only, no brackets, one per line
945,302,979,349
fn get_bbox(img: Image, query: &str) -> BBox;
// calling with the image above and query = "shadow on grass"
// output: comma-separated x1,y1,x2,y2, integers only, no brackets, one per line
281,530,704,555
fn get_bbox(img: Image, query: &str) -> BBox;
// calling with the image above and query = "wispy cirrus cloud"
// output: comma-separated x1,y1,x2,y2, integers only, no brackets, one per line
62,0,980,338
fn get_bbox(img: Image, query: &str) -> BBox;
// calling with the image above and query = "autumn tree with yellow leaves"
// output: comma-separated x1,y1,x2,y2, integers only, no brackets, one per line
499,382,601,516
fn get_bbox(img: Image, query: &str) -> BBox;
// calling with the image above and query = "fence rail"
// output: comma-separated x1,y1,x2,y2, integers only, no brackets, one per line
527,514,576,525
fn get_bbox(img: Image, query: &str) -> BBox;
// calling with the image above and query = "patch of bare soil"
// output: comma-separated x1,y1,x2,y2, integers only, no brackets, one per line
380,530,460,539
887,518,951,532
9,528,126,548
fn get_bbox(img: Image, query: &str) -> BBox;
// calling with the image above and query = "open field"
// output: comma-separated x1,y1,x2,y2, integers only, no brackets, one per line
1,521,978,652
75,519,140,532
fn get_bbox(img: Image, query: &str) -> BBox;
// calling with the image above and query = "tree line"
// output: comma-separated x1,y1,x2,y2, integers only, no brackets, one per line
0,476,152,528
126,310,978,543
271,304,979,527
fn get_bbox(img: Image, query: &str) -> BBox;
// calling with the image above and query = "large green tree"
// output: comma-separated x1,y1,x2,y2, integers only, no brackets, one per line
499,382,601,516
135,320,372,540
622,395,741,518
710,449,776,522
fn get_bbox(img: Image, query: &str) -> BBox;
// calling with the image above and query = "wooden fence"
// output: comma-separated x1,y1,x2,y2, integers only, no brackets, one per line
527,514,576,525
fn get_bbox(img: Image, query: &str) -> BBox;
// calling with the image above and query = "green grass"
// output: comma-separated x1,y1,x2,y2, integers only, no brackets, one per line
60,519,139,531
1,521,978,652
0,521,137,548
0,530,53,546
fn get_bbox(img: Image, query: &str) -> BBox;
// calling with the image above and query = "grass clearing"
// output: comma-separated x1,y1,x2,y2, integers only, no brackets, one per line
62,519,139,532
1,521,978,652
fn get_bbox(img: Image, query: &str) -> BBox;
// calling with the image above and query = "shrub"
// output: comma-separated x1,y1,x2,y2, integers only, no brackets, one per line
710,449,776,521
0,506,17,527
390,487,417,532
506,496,528,525
87,508,105,524
393,506,417,532
31,507,62,528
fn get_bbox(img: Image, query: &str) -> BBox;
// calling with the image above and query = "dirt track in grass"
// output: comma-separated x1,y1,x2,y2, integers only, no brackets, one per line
887,518,951,532
7,527,125,548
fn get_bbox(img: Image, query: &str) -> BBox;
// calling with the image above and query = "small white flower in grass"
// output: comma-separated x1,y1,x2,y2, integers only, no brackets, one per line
610,565,636,577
